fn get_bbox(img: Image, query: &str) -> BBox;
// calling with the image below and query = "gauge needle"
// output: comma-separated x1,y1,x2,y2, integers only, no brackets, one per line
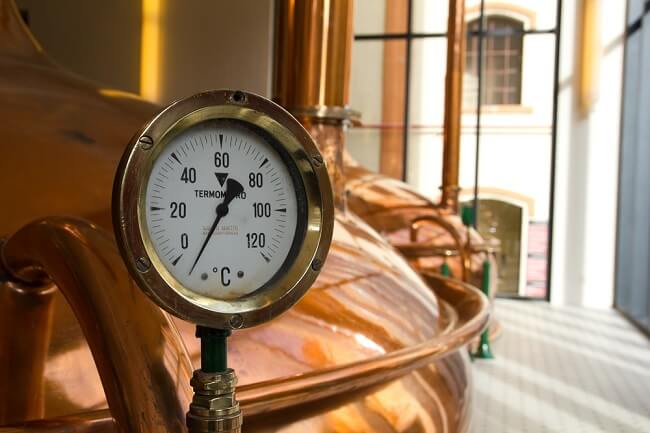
189,177,244,275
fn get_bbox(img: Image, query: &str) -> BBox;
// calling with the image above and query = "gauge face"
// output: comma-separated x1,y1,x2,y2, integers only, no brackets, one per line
144,119,304,300
114,90,333,329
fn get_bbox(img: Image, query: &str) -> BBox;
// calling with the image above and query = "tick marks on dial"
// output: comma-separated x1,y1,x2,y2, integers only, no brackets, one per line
275,208,287,213
259,158,269,169
171,152,181,164
172,254,183,266
260,252,270,263
150,206,164,211
219,134,224,148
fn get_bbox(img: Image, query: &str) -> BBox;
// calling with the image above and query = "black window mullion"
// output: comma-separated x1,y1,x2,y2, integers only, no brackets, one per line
401,0,414,182
472,0,486,228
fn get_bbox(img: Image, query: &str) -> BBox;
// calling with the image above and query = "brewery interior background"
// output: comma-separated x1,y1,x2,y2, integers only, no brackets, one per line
9,0,650,431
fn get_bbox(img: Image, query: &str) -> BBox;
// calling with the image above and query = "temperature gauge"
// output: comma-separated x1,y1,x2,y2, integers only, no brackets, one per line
113,90,333,330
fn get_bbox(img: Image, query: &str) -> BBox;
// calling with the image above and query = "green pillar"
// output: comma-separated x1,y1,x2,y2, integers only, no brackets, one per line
441,261,451,277
196,326,230,372
472,259,494,359
461,204,475,227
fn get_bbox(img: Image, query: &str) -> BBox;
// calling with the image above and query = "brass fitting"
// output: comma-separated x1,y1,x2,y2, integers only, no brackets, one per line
186,369,242,433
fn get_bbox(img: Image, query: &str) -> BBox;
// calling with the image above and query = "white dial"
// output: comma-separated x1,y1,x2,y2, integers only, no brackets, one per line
144,119,302,300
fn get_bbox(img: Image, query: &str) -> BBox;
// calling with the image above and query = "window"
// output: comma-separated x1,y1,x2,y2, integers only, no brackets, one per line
465,16,524,106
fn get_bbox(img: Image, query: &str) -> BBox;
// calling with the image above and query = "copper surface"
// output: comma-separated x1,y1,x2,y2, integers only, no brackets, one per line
0,215,488,430
273,0,353,113
441,0,467,211
273,0,356,211
0,281,55,424
0,1,489,431
345,158,499,291
1,218,194,433
0,214,487,432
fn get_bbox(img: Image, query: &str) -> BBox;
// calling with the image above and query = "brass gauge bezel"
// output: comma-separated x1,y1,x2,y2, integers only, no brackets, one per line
113,90,333,329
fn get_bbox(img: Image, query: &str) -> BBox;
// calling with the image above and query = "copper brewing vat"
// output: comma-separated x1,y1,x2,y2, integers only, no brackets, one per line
0,1,488,432
272,0,498,291
343,0,499,290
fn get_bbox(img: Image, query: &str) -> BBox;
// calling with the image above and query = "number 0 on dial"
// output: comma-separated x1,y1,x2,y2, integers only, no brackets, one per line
113,90,333,329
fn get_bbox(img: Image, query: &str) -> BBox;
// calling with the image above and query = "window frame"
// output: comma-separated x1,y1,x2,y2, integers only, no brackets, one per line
352,0,562,301
465,15,525,107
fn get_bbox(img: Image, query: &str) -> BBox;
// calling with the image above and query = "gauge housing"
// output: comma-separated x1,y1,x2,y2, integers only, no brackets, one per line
113,90,334,329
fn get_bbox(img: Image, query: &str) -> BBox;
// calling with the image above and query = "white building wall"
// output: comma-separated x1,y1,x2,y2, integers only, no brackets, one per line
551,0,624,308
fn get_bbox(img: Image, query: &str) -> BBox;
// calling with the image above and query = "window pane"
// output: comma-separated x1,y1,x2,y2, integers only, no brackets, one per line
406,129,445,199
627,0,645,24
409,38,448,128
353,0,408,35
405,38,447,198
412,0,448,34
347,128,383,173
350,40,407,178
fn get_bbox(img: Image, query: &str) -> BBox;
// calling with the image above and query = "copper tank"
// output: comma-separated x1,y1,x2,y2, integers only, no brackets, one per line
272,0,498,290
0,1,488,432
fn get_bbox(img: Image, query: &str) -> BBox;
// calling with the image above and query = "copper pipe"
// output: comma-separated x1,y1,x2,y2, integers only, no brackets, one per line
0,270,489,431
0,281,55,424
237,272,488,415
0,410,115,433
0,217,193,433
274,0,353,112
440,0,467,211
408,216,470,281
273,0,355,212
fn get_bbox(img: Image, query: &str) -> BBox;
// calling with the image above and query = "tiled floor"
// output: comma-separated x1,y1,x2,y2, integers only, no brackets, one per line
472,299,650,433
